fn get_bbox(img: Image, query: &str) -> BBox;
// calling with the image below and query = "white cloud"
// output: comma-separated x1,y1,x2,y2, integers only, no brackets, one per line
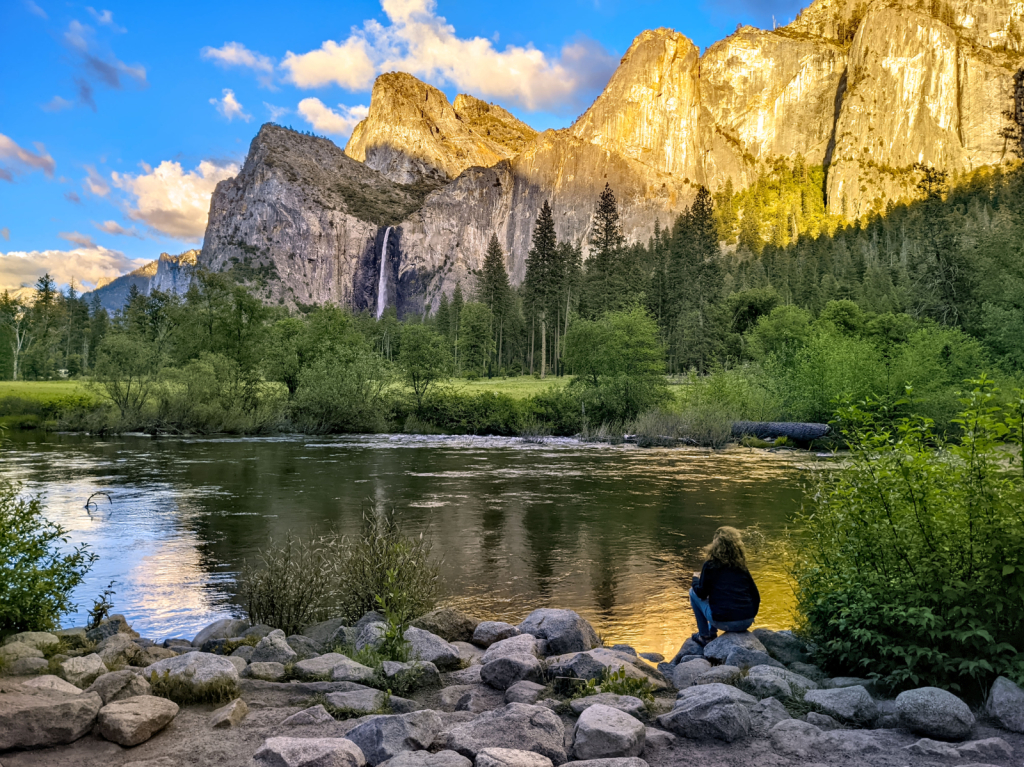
209,89,251,122
83,164,110,196
86,7,126,32
64,20,147,91
0,133,56,181
41,95,74,112
297,99,368,136
94,220,142,238
201,42,275,88
280,0,616,112
111,159,238,240
0,245,147,292
59,231,95,248
25,1,47,19
264,102,291,121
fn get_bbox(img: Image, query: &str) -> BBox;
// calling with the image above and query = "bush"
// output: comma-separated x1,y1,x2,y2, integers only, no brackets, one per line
794,378,1024,697
418,388,526,436
0,482,96,632
631,406,731,448
290,346,396,433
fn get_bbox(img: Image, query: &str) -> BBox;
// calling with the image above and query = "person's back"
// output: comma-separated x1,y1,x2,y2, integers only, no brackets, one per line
687,526,760,646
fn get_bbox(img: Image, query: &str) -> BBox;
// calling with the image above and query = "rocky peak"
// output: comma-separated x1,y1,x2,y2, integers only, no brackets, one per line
345,72,536,184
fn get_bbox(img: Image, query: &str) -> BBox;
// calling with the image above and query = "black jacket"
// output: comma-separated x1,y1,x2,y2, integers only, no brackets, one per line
692,560,760,622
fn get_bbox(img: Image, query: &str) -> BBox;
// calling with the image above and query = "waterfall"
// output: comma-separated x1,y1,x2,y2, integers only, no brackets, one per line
376,226,392,320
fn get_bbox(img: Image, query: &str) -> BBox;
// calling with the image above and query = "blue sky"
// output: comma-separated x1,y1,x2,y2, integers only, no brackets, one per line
0,0,806,293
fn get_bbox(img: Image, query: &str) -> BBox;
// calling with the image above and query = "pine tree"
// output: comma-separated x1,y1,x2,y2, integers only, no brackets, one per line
477,234,513,375
523,201,558,376
435,292,451,339
451,283,464,373
581,184,629,319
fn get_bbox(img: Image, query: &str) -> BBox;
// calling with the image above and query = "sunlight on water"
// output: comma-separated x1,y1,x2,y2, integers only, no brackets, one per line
2,433,812,652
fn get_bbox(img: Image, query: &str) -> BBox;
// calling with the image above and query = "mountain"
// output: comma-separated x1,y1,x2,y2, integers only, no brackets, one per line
84,250,199,312
194,0,1023,317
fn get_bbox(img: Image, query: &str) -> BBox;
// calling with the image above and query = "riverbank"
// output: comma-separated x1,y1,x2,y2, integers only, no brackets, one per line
2,607,1022,767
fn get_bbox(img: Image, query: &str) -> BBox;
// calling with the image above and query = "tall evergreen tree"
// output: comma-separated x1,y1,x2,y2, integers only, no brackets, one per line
581,184,629,318
523,201,558,376
477,234,513,375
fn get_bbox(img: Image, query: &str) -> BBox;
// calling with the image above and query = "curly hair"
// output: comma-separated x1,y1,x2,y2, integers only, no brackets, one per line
703,526,749,571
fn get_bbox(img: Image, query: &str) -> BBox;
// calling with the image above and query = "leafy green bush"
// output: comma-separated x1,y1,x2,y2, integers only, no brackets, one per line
0,482,96,632
794,378,1024,696
418,388,526,436
290,346,396,433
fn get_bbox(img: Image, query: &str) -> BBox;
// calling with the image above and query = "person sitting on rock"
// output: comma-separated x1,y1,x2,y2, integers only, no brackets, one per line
689,526,760,647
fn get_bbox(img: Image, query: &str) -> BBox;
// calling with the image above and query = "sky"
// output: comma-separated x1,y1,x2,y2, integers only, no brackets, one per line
0,0,808,294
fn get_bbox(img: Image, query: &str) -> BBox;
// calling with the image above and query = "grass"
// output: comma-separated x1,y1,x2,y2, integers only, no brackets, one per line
149,670,240,705
454,376,571,399
306,691,392,720
0,381,93,400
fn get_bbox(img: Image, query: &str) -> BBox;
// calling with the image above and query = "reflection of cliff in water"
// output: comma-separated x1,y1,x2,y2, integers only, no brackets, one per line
1,433,806,653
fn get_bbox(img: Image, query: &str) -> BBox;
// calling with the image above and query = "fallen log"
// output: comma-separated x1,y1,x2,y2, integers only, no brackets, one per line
731,421,831,442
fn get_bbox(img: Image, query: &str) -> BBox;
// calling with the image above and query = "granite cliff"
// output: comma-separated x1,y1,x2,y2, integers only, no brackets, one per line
85,251,198,313
193,0,1023,316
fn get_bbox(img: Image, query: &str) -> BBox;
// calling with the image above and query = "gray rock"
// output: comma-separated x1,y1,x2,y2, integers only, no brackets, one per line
456,687,502,714
824,676,875,694
443,702,567,764
751,629,809,665
163,638,192,648
451,641,485,666
9,657,49,675
473,622,521,648
875,698,899,729
517,609,600,656
439,684,484,712
0,689,102,749
293,653,356,681
569,694,645,718
475,748,552,767
210,698,249,727
956,737,1014,761
332,656,377,683
96,632,144,667
642,727,676,751
638,653,663,663
357,611,387,629
446,665,483,685
702,632,766,664
482,634,540,663
573,703,646,759
21,674,82,695
145,651,240,689
903,737,960,758
97,695,178,746
769,719,822,758
805,712,841,730
610,645,637,657
252,736,367,767
670,638,704,662
896,686,975,740
243,624,277,640
749,696,791,738
357,622,389,651
657,683,756,742
232,644,256,662
86,615,137,643
671,659,711,690
3,631,59,651
326,688,389,714
985,676,1024,733
819,729,883,755
60,653,108,687
546,649,666,690
192,617,248,648
226,654,248,674
345,710,443,765
382,660,441,690
724,648,784,670
787,662,827,683
694,665,741,686
410,608,480,644
86,669,152,704
283,704,338,725
252,629,299,665
505,680,547,705
244,662,288,682
743,665,819,699
805,685,878,726
0,641,43,662
378,751,470,767
481,655,543,690
563,761,648,767
330,626,360,649
288,634,324,660
302,617,350,648
404,627,461,671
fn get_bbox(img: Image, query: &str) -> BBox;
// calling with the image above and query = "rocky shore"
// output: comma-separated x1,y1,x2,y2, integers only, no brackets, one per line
1,608,1023,767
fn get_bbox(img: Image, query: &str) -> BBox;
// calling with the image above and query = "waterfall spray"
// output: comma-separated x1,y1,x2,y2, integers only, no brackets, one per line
376,227,392,320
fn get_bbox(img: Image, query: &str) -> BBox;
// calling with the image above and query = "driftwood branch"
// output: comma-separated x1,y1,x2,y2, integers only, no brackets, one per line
732,421,831,442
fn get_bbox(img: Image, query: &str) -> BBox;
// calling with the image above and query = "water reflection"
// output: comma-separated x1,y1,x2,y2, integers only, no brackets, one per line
1,433,807,655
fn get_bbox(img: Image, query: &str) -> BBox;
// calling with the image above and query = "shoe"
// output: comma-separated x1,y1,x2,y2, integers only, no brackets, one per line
691,631,718,648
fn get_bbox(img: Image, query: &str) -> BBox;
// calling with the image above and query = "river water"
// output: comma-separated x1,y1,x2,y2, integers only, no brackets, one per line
1,432,809,657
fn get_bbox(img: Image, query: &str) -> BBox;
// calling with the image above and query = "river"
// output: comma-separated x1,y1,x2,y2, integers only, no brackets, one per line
1,432,810,657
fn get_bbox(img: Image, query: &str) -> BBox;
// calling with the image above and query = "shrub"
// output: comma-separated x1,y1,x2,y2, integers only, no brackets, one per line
0,482,96,632
794,377,1024,697
418,388,525,436
631,406,732,448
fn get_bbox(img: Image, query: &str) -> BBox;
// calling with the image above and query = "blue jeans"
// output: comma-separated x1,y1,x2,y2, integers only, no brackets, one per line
690,588,754,635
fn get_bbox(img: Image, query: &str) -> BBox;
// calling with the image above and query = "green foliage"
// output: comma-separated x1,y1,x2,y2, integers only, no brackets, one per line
306,691,392,720
400,324,451,409
374,567,415,662
0,482,96,632
598,666,656,703
290,342,395,433
87,580,116,631
93,333,157,420
794,378,1024,696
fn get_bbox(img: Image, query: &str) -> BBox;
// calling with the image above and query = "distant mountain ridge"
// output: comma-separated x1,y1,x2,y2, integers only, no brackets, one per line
83,250,199,312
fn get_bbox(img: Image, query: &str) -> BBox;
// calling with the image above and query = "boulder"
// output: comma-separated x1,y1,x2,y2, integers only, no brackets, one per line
86,615,138,643
451,642,485,666
95,632,144,666
546,649,665,690
903,737,961,758
896,686,975,740
253,736,367,767
192,617,249,647
146,651,240,691
818,729,883,755
283,704,337,725
769,719,822,758
378,752,471,767
244,662,288,682
333,657,377,683
473,622,521,648
483,634,540,663
227,654,248,674
404,627,461,671
411,609,480,643
481,655,543,690
573,703,646,760
694,665,740,686
742,665,819,700
3,631,59,651
252,629,299,665
670,638,704,662
287,635,324,660
0,689,103,749
357,611,387,628
456,687,503,714
357,622,389,651
476,748,553,767
60,653,108,687
724,648,783,670
985,676,1024,733
325,688,389,714
163,638,192,649
97,695,178,746
956,737,1014,761
141,646,179,665
22,674,82,695
446,665,483,685
702,632,766,664
231,645,256,662
210,697,249,727
749,697,791,738
751,629,809,665
345,710,443,765
443,703,567,764
804,686,878,727
439,684,485,712
787,662,827,683
9,657,49,675
330,627,358,648
505,681,546,705
875,698,899,729
302,617,350,648
0,641,43,662
824,677,875,695
642,728,676,751
569,694,645,718
564,761,648,767
293,653,358,681
671,659,711,690
805,712,840,730
382,660,441,690
517,609,599,655
657,683,755,742
86,669,152,703
244,624,278,641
